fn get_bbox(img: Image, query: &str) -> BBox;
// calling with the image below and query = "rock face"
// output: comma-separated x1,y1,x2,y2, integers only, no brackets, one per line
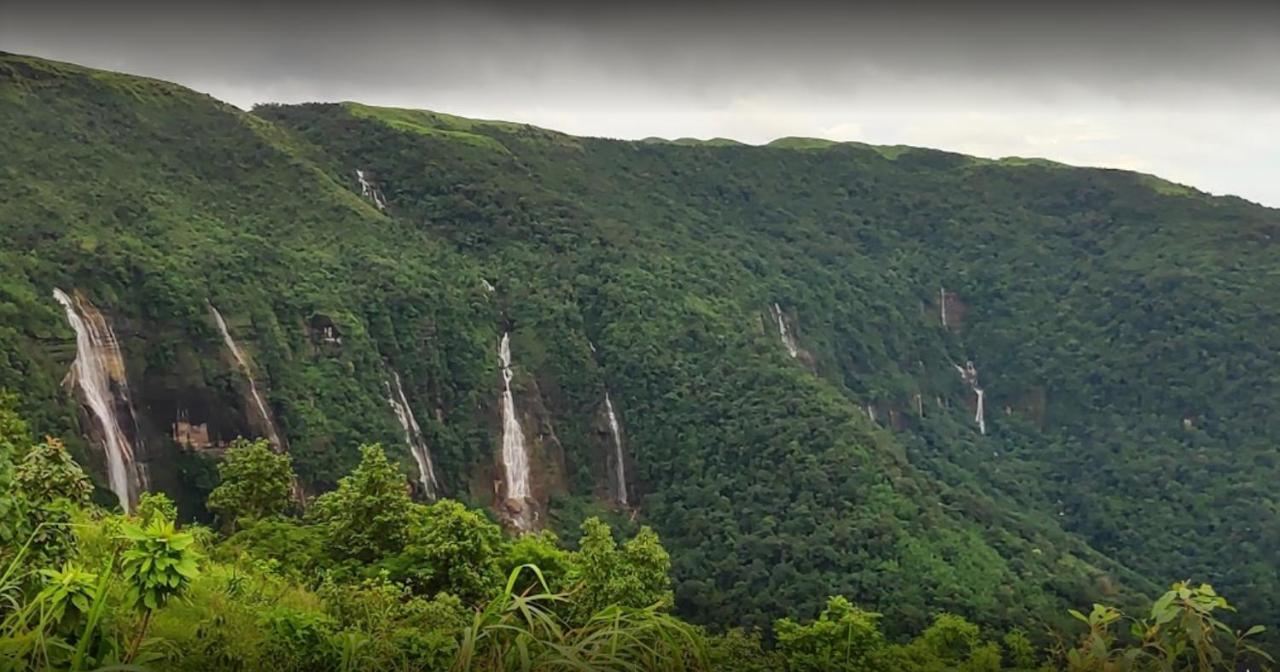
53,289,146,512
355,168,388,210
497,332,533,528
770,303,801,359
954,360,987,435
171,413,212,450
491,333,568,531
602,391,629,507
938,289,968,331
386,370,440,500
210,304,285,451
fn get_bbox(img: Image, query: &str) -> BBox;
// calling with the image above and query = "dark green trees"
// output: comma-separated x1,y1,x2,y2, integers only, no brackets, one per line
207,438,294,528
309,444,414,563
11,435,92,568
572,518,674,621
380,499,505,605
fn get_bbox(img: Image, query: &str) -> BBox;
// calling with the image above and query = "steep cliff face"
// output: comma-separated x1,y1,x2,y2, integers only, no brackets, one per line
4,53,1280,633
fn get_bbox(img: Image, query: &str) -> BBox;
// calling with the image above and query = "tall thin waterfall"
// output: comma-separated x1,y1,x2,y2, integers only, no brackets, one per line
53,289,143,512
974,388,987,435
355,169,388,210
953,360,987,435
770,303,800,358
603,392,628,506
940,287,948,327
499,333,532,517
209,304,284,450
386,370,439,500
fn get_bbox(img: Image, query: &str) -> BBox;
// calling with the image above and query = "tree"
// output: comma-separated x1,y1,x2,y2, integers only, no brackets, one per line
880,613,1003,672
221,516,328,580
13,436,93,567
309,444,414,563
135,491,177,526
707,628,787,672
774,596,886,672
380,499,506,605
207,438,294,528
503,530,578,596
0,392,27,551
570,518,673,622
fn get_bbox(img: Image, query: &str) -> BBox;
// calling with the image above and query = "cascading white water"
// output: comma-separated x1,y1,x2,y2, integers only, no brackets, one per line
481,278,496,293
953,360,987,435
355,169,388,210
209,304,284,450
974,387,987,435
53,289,143,512
770,303,800,358
498,333,532,519
603,392,628,506
940,287,948,327
386,370,439,500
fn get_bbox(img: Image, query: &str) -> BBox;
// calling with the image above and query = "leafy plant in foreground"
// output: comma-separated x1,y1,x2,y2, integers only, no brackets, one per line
1061,582,1273,672
118,520,200,663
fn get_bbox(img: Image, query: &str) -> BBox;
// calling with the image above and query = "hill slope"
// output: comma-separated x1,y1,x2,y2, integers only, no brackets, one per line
2,53,1277,634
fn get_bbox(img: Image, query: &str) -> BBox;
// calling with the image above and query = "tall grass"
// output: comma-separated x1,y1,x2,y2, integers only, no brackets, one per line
453,565,707,672
0,525,144,672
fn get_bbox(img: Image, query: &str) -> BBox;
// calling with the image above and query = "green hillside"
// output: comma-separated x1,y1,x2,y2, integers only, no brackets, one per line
1,50,1277,648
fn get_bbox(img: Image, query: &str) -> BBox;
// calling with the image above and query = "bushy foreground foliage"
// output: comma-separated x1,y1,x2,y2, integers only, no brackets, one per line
0,397,1270,670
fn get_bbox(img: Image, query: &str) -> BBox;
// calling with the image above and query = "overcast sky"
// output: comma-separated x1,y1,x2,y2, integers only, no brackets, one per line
4,0,1278,206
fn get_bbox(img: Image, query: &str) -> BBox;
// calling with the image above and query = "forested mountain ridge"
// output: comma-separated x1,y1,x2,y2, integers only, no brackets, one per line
1,50,1276,643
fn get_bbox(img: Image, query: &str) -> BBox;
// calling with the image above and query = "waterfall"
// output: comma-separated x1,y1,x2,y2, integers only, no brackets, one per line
385,370,439,500
481,278,496,293
355,169,388,210
53,289,143,512
770,303,800,358
953,360,987,435
209,304,284,450
603,392,628,507
974,387,987,435
939,287,948,327
498,333,532,524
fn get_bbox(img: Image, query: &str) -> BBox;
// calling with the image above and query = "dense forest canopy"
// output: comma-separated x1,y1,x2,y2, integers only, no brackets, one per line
0,52,1276,667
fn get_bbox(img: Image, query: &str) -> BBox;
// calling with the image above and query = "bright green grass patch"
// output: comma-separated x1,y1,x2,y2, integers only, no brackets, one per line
766,136,840,149
670,137,745,147
342,102,524,154
988,156,1069,168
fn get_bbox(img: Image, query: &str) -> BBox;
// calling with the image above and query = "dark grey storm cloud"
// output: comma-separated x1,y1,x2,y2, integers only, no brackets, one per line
3,0,1279,204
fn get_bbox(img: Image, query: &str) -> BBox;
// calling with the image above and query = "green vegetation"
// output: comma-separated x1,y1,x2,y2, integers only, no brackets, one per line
766,136,841,149
0,51,1278,666
344,102,516,154
206,438,294,528
0,397,1270,670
